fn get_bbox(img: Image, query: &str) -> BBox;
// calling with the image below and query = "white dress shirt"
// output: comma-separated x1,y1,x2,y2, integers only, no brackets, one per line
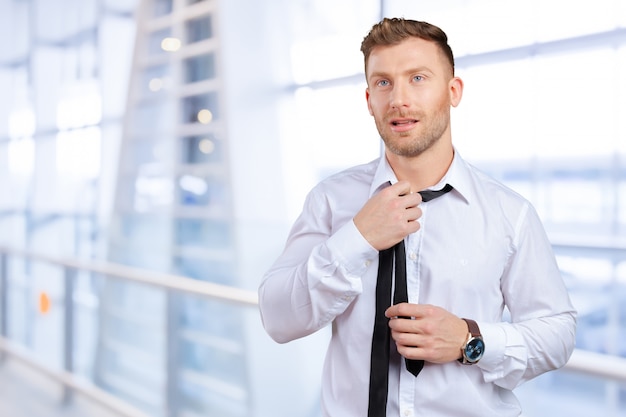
259,151,577,417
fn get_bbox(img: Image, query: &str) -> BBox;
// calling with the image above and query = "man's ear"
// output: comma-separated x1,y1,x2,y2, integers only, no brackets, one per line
449,77,464,108
366,88,374,116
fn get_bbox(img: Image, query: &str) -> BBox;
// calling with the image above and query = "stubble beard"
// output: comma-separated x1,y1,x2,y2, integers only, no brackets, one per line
377,109,450,158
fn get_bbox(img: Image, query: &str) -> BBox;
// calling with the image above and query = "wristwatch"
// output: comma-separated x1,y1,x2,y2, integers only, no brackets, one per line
459,318,485,365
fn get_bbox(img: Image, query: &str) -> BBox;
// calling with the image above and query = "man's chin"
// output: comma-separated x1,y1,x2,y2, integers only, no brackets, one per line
383,137,440,158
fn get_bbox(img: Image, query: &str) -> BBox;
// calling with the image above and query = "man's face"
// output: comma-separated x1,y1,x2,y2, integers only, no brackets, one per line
365,37,462,158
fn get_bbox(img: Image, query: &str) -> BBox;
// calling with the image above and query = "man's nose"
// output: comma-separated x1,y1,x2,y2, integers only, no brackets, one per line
390,84,411,109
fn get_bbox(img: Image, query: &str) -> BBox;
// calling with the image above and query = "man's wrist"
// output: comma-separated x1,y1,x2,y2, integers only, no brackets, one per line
458,318,485,365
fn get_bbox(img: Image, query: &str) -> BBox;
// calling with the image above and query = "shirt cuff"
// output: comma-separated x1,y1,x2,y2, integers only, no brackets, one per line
476,321,506,373
325,219,378,277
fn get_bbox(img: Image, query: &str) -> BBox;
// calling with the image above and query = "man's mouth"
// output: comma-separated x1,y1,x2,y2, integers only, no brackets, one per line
390,118,418,132
391,119,417,126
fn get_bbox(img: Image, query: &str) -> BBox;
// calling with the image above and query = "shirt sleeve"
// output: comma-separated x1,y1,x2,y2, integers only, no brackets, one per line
258,186,378,344
476,203,577,390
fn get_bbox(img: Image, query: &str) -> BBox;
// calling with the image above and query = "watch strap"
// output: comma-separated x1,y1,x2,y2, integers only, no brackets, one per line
462,318,481,338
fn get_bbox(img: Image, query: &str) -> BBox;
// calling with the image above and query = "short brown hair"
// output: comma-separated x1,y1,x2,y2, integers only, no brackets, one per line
360,18,455,76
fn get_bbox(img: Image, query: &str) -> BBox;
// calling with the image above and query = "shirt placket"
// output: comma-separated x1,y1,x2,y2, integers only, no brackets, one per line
397,205,426,416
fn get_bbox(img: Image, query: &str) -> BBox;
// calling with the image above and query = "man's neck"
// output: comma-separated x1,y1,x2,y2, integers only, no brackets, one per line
386,141,454,192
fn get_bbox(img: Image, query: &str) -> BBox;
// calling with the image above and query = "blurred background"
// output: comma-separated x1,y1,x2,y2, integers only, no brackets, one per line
0,0,625,416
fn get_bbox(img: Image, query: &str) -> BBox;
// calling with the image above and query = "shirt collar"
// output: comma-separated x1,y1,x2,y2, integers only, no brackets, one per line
369,148,472,205
370,155,397,197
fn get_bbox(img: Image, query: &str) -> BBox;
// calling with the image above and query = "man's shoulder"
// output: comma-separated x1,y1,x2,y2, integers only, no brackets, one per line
303,159,381,209
462,159,533,215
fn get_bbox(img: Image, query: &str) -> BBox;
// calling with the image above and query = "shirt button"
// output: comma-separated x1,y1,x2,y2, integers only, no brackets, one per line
409,252,417,261
403,410,412,416
364,260,372,267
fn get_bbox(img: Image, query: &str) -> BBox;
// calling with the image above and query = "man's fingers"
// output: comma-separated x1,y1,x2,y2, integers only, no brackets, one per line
404,206,422,222
388,181,424,204
389,180,412,196
386,302,425,319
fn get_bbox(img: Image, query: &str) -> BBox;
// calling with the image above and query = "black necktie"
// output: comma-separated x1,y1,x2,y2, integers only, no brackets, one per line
367,183,453,417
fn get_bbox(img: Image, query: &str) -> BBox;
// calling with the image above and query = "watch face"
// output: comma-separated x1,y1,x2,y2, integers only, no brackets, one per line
465,338,485,362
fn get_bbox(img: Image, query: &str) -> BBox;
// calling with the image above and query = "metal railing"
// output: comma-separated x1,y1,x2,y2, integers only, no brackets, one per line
1,245,626,416
0,246,257,417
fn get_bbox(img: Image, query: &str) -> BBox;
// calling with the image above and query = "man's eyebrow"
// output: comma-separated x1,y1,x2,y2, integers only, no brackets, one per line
404,66,436,76
367,70,389,80
367,67,435,81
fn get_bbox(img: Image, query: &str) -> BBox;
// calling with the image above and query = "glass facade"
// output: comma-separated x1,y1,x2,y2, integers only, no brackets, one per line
0,0,625,416
0,0,138,386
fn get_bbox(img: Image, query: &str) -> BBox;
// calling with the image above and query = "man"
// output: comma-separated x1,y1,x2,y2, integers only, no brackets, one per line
259,18,576,417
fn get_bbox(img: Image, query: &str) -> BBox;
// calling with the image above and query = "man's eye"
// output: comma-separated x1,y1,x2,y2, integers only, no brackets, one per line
377,80,389,87
413,75,424,82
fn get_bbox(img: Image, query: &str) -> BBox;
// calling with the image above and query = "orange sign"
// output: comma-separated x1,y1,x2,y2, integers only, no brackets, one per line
39,292,51,314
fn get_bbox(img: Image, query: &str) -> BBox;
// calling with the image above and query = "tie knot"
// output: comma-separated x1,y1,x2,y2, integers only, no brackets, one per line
418,183,453,202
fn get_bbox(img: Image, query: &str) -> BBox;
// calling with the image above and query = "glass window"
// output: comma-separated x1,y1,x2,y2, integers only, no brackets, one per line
6,253,30,339
384,0,622,56
107,311,164,351
181,92,219,124
533,49,615,159
280,84,380,220
110,214,173,270
7,137,35,176
180,339,247,385
173,256,234,283
141,64,171,95
544,170,608,224
55,127,101,179
177,174,228,209
175,219,232,249
186,15,212,43
179,377,248,417
184,53,216,83
133,98,175,134
181,134,223,164
147,28,172,56
286,0,378,83
152,0,172,17
122,138,161,167
134,174,175,210
620,179,626,228
180,298,244,338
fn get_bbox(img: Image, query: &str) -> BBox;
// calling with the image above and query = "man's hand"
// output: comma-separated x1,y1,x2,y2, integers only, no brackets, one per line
385,303,468,364
353,181,423,251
